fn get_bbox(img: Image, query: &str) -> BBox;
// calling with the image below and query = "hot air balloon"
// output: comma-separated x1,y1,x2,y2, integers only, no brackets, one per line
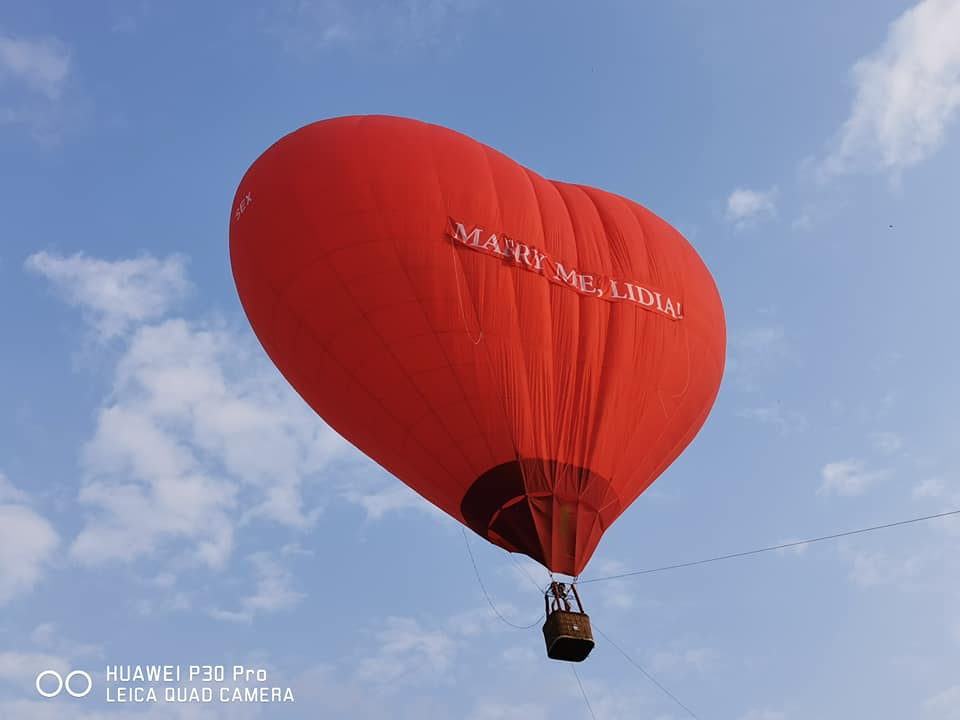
229,115,725,661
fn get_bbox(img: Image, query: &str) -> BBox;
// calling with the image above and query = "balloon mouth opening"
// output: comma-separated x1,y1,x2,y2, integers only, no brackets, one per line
460,459,621,576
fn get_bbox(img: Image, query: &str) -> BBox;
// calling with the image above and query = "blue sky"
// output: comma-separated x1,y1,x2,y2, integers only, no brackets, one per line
2,1,959,718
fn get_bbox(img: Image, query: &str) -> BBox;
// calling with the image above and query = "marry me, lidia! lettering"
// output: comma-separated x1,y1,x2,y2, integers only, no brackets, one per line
447,219,684,320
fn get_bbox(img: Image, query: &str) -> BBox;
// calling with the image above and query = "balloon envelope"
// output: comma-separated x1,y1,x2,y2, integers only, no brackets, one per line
229,115,725,576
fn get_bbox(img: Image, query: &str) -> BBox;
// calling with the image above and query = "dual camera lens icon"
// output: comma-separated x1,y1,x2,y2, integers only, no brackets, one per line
35,670,93,698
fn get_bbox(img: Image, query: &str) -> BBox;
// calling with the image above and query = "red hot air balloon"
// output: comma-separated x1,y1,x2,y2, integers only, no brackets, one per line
229,115,725,581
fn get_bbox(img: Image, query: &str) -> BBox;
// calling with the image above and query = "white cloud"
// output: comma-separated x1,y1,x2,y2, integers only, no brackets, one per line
913,477,946,498
580,559,657,612
0,472,28,503
71,396,239,567
0,651,69,688
847,549,922,587
739,326,786,356
268,0,486,54
355,616,456,687
932,492,960,537
30,623,56,646
444,605,521,637
0,473,60,606
651,646,716,674
467,702,547,720
925,685,960,718
0,34,70,100
870,431,903,455
823,0,960,176
503,555,550,596
24,623,102,662
0,33,79,144
0,698,264,720
725,187,778,226
728,325,788,391
346,483,440,521
210,552,304,622
597,587,637,610
774,539,810,557
68,316,353,567
818,459,889,496
739,711,786,720
737,405,808,435
25,252,191,340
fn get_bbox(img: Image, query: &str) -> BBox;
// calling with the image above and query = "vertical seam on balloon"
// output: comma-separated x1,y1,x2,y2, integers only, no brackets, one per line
477,145,530,467
623,199,671,418
587,187,646,476
591,196,667,502
477,145,539,534
540,179,578,472
518,167,564,571
420,135,503,485
599,193,653,470
553,183,592,467
615,194,654,424
552,183,598,572
487,155,556,565
568,185,619,532
479,145,571,568
533,180,578,565
573,184,625,482
574,187,633,565
519,166,558,467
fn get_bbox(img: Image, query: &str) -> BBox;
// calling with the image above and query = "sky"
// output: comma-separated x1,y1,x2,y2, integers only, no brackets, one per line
1,0,960,718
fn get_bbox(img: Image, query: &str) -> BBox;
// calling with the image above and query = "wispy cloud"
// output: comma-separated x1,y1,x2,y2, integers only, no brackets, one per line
210,552,305,622
355,616,456,687
0,32,78,142
0,34,70,100
650,646,717,675
739,326,786,356
468,702,548,720
26,252,191,341
822,0,960,177
869,431,903,455
727,325,788,391
738,711,786,720
774,539,810,557
847,548,922,588
0,652,69,695
925,685,960,719
913,477,946,498
725,187,778,227
345,482,443,522
26,623,102,663
818,459,890,496
267,0,486,55
580,559,657,612
0,473,59,606
737,405,808,435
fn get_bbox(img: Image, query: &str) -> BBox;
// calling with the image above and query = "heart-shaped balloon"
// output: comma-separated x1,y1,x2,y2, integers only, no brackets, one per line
230,115,725,576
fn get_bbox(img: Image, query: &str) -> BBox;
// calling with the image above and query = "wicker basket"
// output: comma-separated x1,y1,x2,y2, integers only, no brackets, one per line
542,610,595,662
